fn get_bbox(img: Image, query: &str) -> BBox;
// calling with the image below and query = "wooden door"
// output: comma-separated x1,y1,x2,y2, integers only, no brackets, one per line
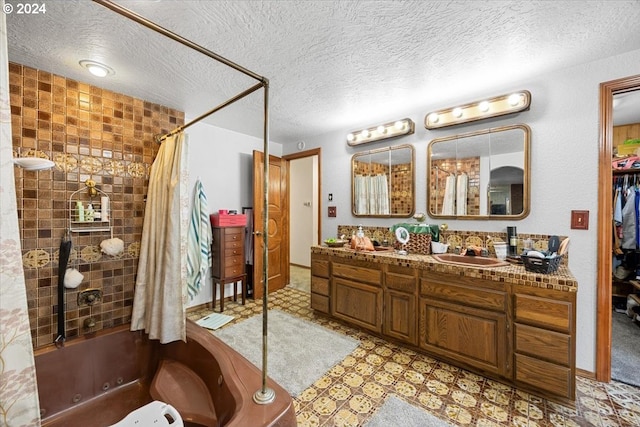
252,151,289,299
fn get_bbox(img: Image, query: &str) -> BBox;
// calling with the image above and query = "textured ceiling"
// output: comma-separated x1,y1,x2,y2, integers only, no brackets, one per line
6,0,640,143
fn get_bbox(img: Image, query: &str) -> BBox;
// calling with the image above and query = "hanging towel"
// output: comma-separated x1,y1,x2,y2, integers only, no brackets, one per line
187,180,212,299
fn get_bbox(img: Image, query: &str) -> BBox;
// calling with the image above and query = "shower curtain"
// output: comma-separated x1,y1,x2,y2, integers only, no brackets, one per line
441,174,456,215
354,174,390,215
131,133,189,344
456,173,468,215
372,174,390,215
0,4,41,424
354,174,369,215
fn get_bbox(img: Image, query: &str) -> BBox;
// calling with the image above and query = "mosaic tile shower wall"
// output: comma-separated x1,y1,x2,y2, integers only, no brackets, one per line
9,62,184,348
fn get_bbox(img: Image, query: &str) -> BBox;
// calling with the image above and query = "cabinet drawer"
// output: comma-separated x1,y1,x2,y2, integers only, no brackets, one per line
224,265,244,277
224,245,243,256
224,227,244,237
224,255,244,277
385,271,417,293
420,279,506,312
311,293,330,313
514,292,571,333
225,239,243,250
514,353,572,400
311,259,329,278
515,323,570,366
311,276,330,296
333,263,381,286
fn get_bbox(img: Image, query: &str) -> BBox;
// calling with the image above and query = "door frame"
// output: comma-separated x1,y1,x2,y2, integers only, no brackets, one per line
596,74,640,381
283,148,322,250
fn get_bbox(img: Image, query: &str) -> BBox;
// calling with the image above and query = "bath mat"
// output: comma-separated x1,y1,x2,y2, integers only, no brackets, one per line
196,312,234,330
213,310,359,396
364,395,453,427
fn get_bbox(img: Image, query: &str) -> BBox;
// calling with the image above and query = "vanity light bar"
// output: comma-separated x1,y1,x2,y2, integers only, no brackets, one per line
424,90,531,130
347,118,415,146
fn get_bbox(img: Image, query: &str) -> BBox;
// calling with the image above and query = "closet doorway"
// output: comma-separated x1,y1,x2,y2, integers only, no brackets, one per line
597,74,640,383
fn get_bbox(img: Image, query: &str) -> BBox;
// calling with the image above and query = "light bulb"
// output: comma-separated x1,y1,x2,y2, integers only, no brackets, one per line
361,129,370,139
377,125,386,134
479,101,490,112
394,120,405,130
429,113,439,124
508,93,522,106
79,60,114,78
347,133,355,142
452,107,463,118
87,65,108,77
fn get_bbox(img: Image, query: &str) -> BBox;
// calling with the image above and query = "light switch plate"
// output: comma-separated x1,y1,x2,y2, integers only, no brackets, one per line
571,210,589,230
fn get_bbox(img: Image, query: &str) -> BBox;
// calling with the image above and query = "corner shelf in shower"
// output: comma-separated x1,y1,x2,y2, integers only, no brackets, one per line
69,180,112,233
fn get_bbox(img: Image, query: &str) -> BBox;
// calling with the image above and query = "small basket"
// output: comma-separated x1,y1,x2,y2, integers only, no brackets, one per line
521,254,563,274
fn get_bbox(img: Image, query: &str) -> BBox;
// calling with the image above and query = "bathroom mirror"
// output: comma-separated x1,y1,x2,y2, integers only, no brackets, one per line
427,124,530,219
352,144,415,217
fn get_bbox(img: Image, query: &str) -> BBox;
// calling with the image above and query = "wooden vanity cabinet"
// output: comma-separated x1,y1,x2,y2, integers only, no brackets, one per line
384,265,418,345
419,271,510,378
310,254,330,314
512,285,576,401
309,249,577,404
331,260,383,333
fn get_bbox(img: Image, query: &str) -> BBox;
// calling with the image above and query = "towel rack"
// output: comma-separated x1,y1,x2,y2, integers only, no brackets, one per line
69,179,112,233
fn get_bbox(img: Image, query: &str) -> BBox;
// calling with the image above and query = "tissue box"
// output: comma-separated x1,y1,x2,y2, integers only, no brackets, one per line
395,233,432,254
210,213,247,227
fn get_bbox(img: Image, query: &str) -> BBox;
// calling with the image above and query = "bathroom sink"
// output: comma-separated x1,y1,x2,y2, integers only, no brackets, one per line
432,253,509,268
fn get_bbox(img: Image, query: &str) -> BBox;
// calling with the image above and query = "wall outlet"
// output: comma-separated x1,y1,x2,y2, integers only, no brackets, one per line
328,206,336,217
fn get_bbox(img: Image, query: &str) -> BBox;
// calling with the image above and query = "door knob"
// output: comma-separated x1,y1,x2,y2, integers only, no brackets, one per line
253,231,262,236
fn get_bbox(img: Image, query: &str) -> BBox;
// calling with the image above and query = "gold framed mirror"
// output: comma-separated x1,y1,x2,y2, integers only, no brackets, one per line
352,144,415,217
427,124,530,219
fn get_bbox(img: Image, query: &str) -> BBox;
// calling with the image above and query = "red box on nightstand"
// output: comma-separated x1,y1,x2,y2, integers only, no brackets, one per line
210,213,247,227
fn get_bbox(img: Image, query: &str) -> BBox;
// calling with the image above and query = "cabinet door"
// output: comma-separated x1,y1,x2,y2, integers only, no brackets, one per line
419,298,508,378
332,277,382,333
384,290,417,345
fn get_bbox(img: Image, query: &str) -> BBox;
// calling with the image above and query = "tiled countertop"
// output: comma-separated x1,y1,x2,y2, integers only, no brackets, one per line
311,245,577,292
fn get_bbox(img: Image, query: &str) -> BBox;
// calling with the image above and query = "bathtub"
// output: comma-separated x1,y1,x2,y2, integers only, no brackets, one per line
34,319,296,427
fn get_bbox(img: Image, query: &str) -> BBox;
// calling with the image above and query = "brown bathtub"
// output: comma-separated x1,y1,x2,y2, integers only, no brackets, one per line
34,319,296,427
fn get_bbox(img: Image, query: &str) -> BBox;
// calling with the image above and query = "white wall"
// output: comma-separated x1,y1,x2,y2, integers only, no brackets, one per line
184,120,282,308
282,48,640,373
290,156,319,267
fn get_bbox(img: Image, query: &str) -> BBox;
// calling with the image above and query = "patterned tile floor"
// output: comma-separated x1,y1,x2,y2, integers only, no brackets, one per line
187,268,640,427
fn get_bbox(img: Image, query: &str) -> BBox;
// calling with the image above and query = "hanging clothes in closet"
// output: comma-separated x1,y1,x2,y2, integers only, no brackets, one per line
613,173,640,280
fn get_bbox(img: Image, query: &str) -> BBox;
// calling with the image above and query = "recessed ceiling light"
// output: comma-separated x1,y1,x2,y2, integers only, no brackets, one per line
79,60,115,77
